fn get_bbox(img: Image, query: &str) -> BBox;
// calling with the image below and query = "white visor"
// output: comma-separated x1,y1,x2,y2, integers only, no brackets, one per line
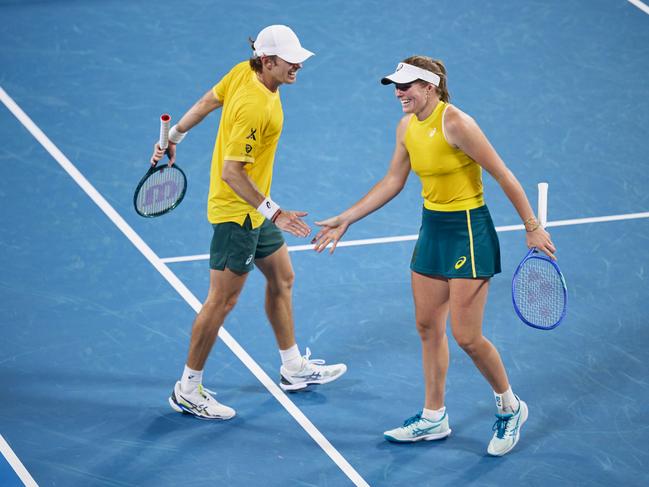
381,63,440,86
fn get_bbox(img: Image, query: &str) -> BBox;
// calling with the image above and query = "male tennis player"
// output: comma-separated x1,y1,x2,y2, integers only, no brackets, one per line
150,25,347,420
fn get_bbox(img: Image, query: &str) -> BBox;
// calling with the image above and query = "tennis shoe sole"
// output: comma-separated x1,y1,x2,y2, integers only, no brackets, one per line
384,429,452,443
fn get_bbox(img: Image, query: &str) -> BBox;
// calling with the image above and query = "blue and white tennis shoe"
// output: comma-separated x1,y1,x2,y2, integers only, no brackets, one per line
279,347,347,392
487,399,528,456
383,411,452,442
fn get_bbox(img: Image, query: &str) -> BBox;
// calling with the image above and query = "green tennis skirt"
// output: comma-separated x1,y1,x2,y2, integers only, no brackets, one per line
410,205,501,279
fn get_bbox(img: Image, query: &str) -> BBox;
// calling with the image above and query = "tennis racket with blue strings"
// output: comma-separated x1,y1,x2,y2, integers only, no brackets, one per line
134,114,187,218
512,182,568,330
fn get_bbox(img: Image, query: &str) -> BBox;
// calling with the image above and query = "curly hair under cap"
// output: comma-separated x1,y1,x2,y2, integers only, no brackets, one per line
248,37,278,73
402,56,450,102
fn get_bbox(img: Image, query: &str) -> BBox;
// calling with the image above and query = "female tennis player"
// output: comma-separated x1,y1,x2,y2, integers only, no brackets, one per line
312,56,555,456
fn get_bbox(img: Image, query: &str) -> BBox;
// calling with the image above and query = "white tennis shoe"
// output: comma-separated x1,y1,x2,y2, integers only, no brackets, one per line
279,347,347,392
384,411,452,442
169,382,235,420
488,399,528,456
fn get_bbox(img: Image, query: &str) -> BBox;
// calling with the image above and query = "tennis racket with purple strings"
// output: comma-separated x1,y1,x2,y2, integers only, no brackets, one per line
512,182,567,330
134,114,187,217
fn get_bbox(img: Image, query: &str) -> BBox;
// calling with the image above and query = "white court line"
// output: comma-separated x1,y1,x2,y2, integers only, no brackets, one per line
0,434,38,487
628,0,649,15
0,87,370,487
161,211,649,264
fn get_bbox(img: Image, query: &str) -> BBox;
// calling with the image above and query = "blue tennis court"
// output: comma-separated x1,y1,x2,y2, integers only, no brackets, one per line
2,0,648,485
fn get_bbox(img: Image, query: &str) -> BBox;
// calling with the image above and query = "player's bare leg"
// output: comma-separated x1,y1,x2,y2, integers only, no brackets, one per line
448,278,527,456
411,272,450,410
256,244,347,391
255,245,296,350
383,272,452,443
169,268,247,420
186,268,248,370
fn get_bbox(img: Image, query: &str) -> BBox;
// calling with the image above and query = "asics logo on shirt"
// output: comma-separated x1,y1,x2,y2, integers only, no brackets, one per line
428,128,437,138
455,256,467,269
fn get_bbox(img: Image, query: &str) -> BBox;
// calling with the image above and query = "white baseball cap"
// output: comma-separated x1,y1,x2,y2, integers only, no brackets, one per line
253,25,314,64
381,62,440,86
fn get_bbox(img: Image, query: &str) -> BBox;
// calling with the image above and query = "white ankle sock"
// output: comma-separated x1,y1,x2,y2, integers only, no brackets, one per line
422,406,446,422
280,344,302,371
180,365,202,394
494,387,519,414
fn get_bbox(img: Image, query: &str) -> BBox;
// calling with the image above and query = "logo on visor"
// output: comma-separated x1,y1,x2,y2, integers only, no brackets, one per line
396,63,404,71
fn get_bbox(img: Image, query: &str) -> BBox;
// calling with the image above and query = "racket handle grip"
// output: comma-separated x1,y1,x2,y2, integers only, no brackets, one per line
159,114,171,151
537,182,549,228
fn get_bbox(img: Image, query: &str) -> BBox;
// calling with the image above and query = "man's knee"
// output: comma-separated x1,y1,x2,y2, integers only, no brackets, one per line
267,270,295,295
204,292,240,315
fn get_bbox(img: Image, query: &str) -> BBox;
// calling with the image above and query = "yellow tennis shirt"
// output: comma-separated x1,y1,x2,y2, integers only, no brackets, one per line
208,61,283,227
405,101,484,211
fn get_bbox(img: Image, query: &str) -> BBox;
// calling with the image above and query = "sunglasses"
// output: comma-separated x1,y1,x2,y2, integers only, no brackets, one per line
394,82,415,91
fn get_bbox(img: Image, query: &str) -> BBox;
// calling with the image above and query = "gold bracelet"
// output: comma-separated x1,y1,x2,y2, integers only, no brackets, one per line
523,216,536,225
524,216,538,232
526,222,540,232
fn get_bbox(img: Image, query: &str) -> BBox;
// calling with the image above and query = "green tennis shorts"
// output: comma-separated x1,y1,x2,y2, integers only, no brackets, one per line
210,215,285,274
410,205,501,279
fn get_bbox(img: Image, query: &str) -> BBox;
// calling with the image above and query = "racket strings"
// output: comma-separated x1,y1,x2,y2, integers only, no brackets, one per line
136,166,185,216
513,258,565,328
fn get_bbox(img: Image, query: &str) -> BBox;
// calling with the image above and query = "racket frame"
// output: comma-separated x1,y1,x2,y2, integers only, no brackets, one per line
511,248,568,330
133,113,186,218
133,163,187,218
511,181,567,330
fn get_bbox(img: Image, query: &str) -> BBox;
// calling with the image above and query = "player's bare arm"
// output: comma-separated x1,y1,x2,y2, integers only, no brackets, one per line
151,90,223,165
313,116,411,253
445,106,555,258
222,160,311,238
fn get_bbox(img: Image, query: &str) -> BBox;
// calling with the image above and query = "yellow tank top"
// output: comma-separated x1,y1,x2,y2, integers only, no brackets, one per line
208,61,283,227
405,101,484,211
